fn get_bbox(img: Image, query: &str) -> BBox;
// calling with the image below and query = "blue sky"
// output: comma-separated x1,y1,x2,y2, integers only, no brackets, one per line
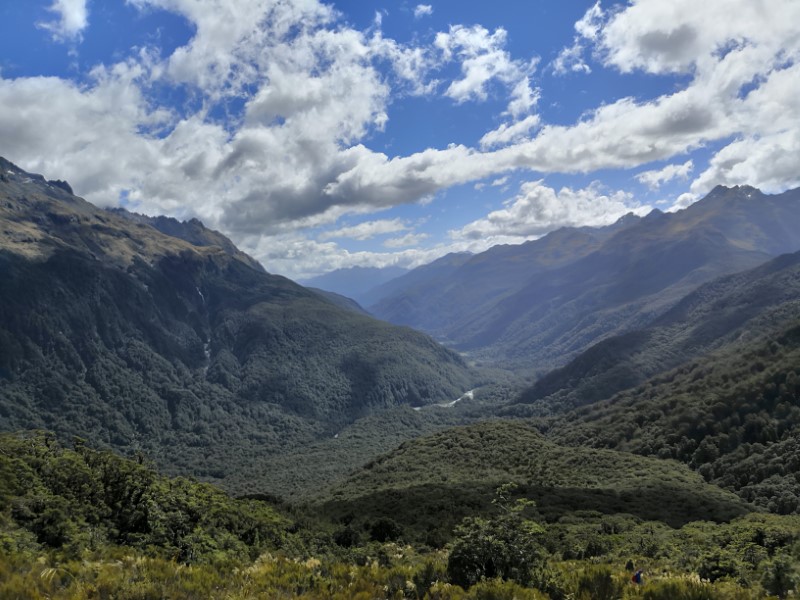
1,0,799,278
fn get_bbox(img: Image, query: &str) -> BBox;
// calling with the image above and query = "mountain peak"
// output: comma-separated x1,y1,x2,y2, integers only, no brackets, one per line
707,183,764,198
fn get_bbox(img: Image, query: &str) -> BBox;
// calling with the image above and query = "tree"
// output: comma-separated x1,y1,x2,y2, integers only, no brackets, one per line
762,554,798,599
447,484,545,588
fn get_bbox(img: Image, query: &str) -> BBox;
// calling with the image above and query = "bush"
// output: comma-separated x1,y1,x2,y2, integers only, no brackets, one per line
447,486,544,588
575,567,623,600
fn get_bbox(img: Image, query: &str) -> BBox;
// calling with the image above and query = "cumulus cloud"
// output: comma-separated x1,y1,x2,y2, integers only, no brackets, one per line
552,42,592,75
551,2,603,75
691,130,800,195
38,0,90,42
480,114,541,149
434,25,539,116
636,159,693,189
592,0,799,84
5,0,800,278
452,181,650,242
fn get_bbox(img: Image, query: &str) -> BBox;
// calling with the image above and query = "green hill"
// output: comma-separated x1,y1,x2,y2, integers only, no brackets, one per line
0,431,290,562
3,428,799,599
315,420,751,544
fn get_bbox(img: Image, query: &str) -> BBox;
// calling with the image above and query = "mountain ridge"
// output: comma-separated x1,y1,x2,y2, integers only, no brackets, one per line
368,185,800,369
0,157,475,493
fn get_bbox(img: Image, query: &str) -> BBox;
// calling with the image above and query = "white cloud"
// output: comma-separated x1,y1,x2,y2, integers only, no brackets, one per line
369,33,438,95
691,130,800,195
552,41,591,75
636,159,693,189
490,176,509,187
414,4,433,19
552,1,604,75
670,192,700,212
319,219,408,241
597,0,798,75
434,25,539,116
452,181,650,242
384,232,429,248
38,0,90,42
480,114,541,149
574,1,604,41
5,0,800,280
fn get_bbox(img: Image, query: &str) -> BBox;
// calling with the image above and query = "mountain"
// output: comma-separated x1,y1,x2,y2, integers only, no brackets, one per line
359,251,474,308
369,186,800,369
0,157,474,492
305,287,371,315
515,249,800,412
298,265,408,305
107,208,264,272
369,224,628,337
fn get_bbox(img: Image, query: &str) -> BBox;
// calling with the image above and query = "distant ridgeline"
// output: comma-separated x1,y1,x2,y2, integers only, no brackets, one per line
365,185,800,370
0,157,475,493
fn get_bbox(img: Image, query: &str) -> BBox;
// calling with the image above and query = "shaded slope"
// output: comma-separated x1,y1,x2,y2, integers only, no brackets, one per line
369,225,624,336
306,287,371,315
516,249,800,411
362,251,474,317
544,317,800,514
0,158,474,492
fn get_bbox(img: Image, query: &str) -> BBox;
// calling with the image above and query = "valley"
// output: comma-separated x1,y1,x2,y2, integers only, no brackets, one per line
2,157,800,598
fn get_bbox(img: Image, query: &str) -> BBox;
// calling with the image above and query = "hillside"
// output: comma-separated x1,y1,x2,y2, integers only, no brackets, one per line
0,158,474,492
542,315,800,514
360,251,474,312
370,186,800,369
369,223,628,337
0,431,290,562
516,249,800,411
316,420,751,543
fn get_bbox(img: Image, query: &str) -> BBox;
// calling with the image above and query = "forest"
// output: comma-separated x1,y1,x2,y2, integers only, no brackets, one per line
2,430,800,599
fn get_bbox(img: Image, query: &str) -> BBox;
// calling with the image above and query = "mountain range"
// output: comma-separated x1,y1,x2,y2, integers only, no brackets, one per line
3,155,800,596
515,248,800,412
360,185,800,369
299,265,409,306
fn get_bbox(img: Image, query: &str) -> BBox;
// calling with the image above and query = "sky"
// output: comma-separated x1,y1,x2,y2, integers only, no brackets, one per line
1,0,799,279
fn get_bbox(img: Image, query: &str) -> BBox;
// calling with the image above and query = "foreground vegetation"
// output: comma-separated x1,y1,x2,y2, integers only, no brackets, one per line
3,431,799,599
